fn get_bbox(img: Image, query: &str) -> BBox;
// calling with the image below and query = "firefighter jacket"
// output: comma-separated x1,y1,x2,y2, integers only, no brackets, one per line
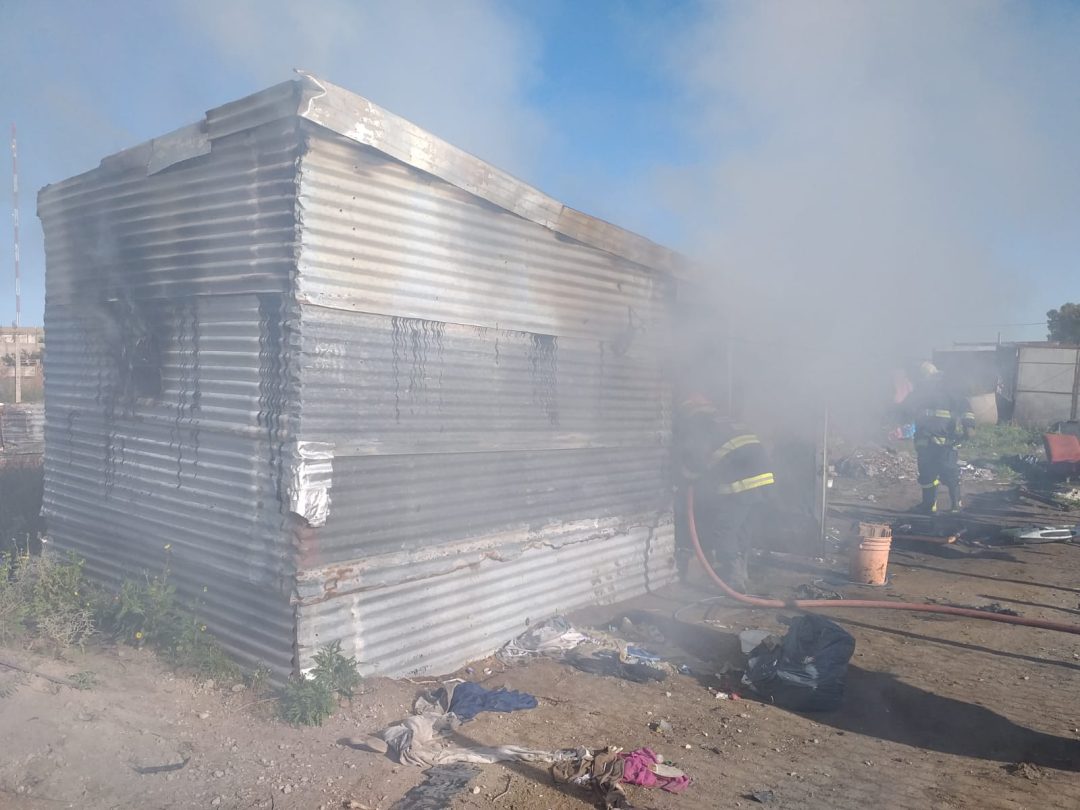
905,380,976,449
676,401,774,496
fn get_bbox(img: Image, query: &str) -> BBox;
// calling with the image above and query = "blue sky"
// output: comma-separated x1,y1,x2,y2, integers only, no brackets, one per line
2,1,1077,352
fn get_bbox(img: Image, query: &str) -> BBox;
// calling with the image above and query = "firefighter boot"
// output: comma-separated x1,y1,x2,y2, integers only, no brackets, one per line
917,481,939,515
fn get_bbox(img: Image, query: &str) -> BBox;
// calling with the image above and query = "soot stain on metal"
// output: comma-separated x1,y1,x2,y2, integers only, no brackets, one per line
257,294,287,502
100,299,169,495
391,316,446,419
173,303,189,487
391,316,404,422
172,300,203,487
528,333,560,426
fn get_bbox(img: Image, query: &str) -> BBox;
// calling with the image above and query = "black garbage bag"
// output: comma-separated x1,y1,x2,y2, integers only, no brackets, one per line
743,614,855,711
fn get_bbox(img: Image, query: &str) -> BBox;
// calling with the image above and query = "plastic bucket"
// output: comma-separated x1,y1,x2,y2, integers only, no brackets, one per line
849,536,892,585
857,522,892,539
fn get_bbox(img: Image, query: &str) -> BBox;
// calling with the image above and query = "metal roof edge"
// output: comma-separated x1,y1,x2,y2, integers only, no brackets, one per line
36,74,694,280
37,80,302,207
294,72,691,279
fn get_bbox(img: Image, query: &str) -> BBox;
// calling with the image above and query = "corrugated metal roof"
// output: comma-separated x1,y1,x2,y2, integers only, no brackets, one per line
295,73,685,278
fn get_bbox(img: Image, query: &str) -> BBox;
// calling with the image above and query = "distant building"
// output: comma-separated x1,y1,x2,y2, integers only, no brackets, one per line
0,326,43,387
933,341,1080,427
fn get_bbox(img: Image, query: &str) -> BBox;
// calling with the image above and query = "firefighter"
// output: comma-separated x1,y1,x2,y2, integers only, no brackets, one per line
675,393,775,591
905,362,975,514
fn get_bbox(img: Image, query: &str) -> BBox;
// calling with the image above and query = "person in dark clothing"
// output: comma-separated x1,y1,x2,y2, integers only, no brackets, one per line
675,393,774,590
903,362,975,514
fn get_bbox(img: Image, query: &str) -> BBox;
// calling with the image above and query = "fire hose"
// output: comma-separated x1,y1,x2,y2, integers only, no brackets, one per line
686,486,1080,635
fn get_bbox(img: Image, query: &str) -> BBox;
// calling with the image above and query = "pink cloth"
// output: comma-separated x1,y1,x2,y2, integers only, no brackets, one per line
618,748,691,794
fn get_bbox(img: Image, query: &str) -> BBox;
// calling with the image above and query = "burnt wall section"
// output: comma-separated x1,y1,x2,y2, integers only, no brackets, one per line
38,108,304,675
291,127,676,668
293,307,669,563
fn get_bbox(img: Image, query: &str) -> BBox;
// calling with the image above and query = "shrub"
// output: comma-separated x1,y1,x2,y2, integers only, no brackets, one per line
0,551,96,652
96,567,239,682
280,676,337,727
279,641,362,726
312,640,362,699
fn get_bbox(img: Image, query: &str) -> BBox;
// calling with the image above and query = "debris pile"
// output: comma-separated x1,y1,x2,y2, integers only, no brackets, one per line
833,447,918,481
497,615,678,681
961,462,997,481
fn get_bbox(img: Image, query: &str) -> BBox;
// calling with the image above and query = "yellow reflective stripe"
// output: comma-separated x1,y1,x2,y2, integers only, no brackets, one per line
920,482,937,490
961,412,976,421
709,434,760,465
718,472,775,494
924,409,953,418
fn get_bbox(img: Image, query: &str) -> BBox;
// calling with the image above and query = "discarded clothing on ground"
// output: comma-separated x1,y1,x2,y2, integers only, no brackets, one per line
353,683,562,769
554,747,630,809
619,748,690,793
447,682,538,720
553,746,690,809
412,681,537,720
568,650,667,683
743,614,855,712
379,712,564,768
497,616,589,661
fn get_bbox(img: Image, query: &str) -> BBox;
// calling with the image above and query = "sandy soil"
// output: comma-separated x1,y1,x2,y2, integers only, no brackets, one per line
2,460,1079,810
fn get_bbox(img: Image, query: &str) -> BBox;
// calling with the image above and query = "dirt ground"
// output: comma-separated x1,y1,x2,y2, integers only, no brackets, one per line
2,458,1080,810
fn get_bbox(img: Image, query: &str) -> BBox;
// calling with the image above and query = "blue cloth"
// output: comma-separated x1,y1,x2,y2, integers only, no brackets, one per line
448,682,538,720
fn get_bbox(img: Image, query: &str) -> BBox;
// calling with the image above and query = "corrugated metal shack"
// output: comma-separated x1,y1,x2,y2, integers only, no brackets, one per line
0,403,45,459
38,75,686,678
1012,343,1080,426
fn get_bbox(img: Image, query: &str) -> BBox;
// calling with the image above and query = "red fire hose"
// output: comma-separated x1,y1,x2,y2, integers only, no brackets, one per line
686,487,1080,635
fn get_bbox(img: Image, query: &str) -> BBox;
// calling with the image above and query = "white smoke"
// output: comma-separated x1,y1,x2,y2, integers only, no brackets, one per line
658,0,1080,430
174,0,547,179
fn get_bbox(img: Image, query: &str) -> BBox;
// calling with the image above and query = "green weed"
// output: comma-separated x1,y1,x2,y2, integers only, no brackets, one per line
279,676,337,727
279,641,362,726
95,559,237,682
961,424,1044,462
0,551,96,652
312,640,362,699
246,663,273,694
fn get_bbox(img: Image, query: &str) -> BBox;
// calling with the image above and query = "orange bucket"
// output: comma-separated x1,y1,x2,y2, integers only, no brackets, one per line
849,523,892,585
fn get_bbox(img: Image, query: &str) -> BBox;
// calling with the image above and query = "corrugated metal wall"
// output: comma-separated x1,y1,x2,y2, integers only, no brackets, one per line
38,109,304,675
39,77,682,679
1013,345,1080,426
296,520,675,677
291,127,676,672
